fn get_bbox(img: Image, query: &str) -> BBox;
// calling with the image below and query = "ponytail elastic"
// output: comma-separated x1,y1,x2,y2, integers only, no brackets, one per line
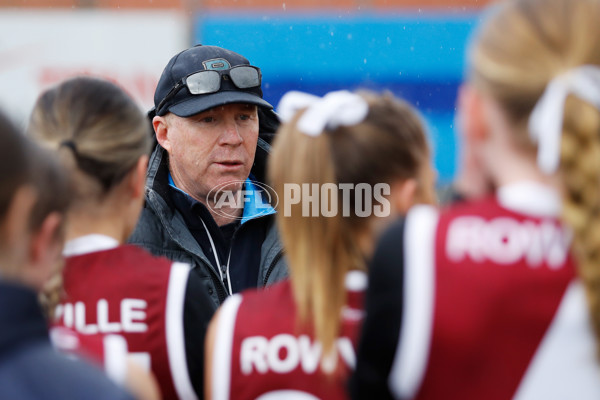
60,139,129,191
528,65,600,174
277,90,369,137
59,140,77,154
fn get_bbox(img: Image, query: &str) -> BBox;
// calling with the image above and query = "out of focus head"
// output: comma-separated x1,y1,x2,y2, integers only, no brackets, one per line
26,144,71,294
28,76,152,240
461,0,600,180
0,111,70,292
463,0,600,355
0,111,37,281
268,89,434,355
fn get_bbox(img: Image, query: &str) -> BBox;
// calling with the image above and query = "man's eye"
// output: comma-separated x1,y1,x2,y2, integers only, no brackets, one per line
239,114,251,121
201,116,215,123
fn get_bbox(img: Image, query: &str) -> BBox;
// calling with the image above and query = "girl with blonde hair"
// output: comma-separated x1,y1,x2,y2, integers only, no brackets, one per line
205,89,436,400
352,0,600,398
29,76,215,400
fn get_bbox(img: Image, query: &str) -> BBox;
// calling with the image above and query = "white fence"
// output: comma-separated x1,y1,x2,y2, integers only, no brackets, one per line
0,9,187,126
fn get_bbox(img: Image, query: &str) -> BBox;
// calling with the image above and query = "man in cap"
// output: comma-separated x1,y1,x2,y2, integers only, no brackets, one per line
129,44,287,308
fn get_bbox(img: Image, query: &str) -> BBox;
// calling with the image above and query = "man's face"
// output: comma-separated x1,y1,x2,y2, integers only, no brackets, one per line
157,103,259,201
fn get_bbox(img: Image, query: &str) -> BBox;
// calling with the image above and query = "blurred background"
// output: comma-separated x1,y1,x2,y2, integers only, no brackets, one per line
0,0,495,184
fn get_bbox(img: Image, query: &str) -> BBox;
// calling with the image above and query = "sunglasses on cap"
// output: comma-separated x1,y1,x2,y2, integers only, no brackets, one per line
156,65,262,115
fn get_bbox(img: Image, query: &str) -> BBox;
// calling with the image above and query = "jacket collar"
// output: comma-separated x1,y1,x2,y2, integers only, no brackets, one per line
167,173,275,225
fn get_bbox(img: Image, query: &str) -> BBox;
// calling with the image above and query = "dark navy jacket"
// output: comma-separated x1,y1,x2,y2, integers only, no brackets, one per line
0,281,133,400
129,142,288,308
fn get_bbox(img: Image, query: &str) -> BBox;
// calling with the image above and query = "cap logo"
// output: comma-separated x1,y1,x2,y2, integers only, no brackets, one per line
203,58,231,71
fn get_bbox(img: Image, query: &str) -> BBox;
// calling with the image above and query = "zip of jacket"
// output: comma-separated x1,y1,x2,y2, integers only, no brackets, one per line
180,238,228,303
211,267,228,303
263,249,284,286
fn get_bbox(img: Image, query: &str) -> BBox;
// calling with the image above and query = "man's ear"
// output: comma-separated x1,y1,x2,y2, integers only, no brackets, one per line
129,155,149,199
153,115,171,152
457,83,489,143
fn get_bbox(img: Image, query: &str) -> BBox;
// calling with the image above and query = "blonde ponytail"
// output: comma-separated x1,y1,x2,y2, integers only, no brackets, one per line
269,92,432,363
560,96,600,355
468,0,600,356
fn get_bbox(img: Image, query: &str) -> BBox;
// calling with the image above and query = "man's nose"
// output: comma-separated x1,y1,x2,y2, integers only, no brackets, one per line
219,118,243,145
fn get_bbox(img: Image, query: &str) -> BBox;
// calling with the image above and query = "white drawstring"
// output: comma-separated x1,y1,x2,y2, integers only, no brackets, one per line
200,219,233,296
277,90,369,137
225,251,233,296
528,65,600,174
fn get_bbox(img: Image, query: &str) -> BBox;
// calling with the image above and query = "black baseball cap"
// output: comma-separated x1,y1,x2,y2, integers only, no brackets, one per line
153,44,272,117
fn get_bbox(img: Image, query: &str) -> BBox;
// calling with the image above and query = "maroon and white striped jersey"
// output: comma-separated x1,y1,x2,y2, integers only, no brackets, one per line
54,235,198,400
211,271,367,400
352,183,600,400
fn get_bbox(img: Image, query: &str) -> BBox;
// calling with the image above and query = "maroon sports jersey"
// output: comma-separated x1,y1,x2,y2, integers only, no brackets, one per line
354,183,600,400
55,238,197,400
415,195,574,399
211,271,367,400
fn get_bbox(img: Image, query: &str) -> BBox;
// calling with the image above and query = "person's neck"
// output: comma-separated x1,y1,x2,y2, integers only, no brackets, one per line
66,209,128,243
482,98,560,192
490,150,560,190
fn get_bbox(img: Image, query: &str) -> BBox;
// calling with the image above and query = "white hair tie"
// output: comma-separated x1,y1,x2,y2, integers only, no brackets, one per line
528,65,600,174
277,90,369,136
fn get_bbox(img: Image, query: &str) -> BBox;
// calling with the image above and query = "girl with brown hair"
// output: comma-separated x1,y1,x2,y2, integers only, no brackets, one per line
0,110,133,400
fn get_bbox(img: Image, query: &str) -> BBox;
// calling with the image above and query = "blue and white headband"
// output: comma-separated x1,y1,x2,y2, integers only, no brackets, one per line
528,65,600,174
277,90,369,136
